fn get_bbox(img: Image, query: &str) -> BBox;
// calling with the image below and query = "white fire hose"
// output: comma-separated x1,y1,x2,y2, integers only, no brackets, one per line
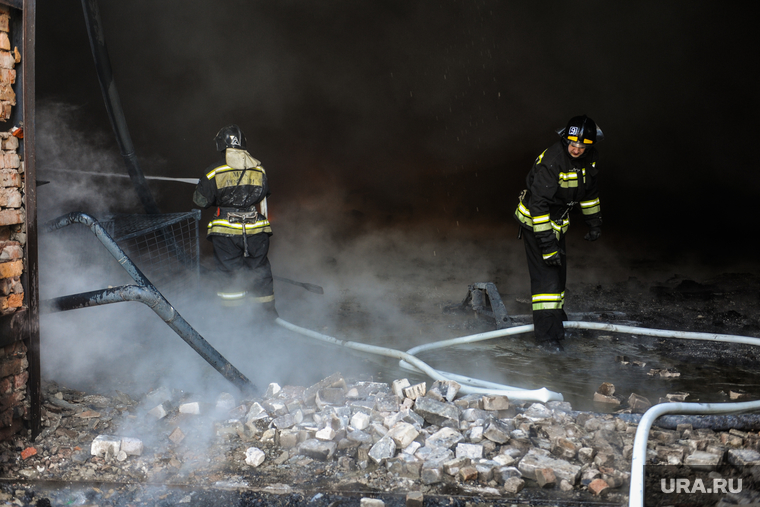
628,399,760,507
275,318,561,402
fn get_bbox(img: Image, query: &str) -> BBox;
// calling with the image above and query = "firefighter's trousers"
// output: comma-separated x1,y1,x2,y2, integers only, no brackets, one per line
522,229,567,344
210,233,277,318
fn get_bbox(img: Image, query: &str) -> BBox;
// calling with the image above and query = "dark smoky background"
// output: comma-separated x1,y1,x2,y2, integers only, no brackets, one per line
32,1,760,399
36,1,759,257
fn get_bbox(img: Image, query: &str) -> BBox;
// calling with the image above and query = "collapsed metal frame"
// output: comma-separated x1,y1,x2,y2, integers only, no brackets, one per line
41,212,256,394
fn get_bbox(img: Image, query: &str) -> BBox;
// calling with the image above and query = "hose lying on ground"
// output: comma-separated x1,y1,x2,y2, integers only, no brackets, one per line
274,318,561,403
276,317,760,405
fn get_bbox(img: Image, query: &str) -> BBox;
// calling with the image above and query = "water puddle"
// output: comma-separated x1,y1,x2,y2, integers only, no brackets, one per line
368,330,760,412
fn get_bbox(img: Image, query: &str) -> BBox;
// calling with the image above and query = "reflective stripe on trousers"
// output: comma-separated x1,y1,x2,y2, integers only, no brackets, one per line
532,291,565,311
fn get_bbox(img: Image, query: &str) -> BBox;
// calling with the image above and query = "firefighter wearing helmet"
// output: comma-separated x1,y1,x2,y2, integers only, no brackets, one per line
514,115,604,351
193,124,277,320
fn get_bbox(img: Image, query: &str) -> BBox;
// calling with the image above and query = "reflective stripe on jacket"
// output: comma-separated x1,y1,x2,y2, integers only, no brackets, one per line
207,217,272,236
193,152,272,238
205,164,266,190
514,141,602,242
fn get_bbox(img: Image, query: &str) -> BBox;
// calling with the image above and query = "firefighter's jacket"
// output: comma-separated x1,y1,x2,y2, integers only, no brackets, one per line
514,141,602,257
193,148,272,237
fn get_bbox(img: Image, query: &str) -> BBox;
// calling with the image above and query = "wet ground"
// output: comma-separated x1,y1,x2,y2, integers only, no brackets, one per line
304,270,760,413
427,272,760,412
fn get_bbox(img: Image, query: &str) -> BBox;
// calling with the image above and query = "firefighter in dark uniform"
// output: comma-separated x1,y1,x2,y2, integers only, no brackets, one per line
514,115,603,351
193,124,278,320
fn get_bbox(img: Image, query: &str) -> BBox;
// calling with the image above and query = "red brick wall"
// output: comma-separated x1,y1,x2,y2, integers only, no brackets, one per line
0,340,27,439
0,4,28,441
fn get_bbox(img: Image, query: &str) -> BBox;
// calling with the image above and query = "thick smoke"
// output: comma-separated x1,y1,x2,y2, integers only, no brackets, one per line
35,100,532,403
33,0,760,426
35,102,143,220
35,104,757,430
36,1,760,266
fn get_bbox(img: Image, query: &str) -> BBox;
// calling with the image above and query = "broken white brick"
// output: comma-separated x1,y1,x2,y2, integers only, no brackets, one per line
383,411,402,429
392,378,411,398
387,422,419,449
492,453,516,467
402,408,426,428
421,466,443,485
403,382,426,400
91,435,121,457
245,447,266,467
503,477,525,494
315,427,336,441
368,435,397,464
351,411,371,431
273,413,296,429
246,402,268,422
147,402,170,420
456,443,483,460
279,429,300,448
266,383,282,398
443,456,470,476
429,380,461,402
406,492,423,507
179,402,201,415
414,397,459,428
425,427,464,449
468,426,484,443
266,400,288,416
518,448,581,483
524,403,553,419
370,422,388,438
403,441,421,455
685,450,722,469
260,429,277,444
481,395,510,411
482,419,511,443
360,498,385,507
120,437,144,456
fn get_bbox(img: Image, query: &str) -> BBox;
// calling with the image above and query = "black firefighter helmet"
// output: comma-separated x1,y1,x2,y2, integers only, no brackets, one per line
556,115,604,147
214,124,247,152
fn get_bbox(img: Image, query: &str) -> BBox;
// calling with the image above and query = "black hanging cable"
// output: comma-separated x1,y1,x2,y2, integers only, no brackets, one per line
80,0,161,214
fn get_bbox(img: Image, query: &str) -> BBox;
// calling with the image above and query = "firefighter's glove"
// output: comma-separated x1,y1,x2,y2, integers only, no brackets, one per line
584,228,602,242
543,251,562,267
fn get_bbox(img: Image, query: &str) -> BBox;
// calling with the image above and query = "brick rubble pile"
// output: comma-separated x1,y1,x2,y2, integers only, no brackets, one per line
2,373,760,505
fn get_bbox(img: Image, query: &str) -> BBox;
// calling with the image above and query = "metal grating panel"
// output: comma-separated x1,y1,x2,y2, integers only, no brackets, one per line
99,211,201,302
